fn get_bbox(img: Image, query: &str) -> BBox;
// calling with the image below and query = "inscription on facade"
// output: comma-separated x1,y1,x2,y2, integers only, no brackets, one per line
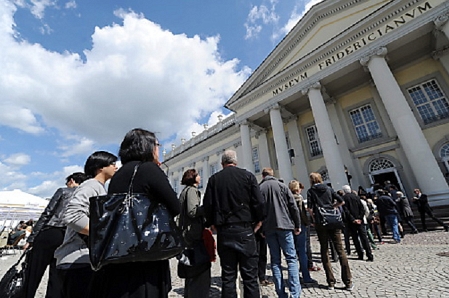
272,0,438,97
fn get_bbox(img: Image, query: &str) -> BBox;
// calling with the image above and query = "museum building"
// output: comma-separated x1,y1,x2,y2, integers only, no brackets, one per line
163,0,449,207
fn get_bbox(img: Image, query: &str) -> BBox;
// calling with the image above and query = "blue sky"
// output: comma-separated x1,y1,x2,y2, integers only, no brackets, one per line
0,0,321,198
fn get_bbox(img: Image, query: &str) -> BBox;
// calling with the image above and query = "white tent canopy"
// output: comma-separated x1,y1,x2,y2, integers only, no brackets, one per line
0,189,49,229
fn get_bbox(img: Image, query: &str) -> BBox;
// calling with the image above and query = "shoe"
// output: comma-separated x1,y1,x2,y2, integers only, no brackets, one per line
393,240,400,244
444,226,449,232
303,279,318,285
346,283,355,291
328,284,335,290
366,257,374,262
259,280,273,286
423,229,428,232
357,255,364,260
308,266,321,271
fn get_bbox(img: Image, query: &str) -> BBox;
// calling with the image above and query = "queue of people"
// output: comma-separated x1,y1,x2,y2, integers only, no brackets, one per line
19,129,448,298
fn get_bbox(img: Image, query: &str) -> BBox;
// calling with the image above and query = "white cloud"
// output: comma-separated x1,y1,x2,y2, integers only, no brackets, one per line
29,0,55,19
58,136,95,157
65,0,76,9
3,153,31,167
0,5,250,148
245,0,280,40
279,0,325,37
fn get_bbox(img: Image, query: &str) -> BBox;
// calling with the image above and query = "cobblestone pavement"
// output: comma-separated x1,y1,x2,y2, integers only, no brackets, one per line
1,229,448,297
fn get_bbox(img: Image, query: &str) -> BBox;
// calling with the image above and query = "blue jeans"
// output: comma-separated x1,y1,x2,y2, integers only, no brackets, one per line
385,214,400,242
294,225,313,282
266,230,301,298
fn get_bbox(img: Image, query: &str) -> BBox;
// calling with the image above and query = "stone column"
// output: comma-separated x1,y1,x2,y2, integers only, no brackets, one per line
202,156,210,190
303,82,347,190
239,120,254,172
255,129,271,170
434,13,449,75
268,104,293,183
286,117,309,185
361,47,449,203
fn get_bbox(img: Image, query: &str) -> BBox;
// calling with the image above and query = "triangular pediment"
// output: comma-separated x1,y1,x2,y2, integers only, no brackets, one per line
226,0,391,109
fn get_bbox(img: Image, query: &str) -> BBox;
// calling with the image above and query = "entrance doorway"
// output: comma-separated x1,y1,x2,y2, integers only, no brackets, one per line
372,171,400,190
368,158,405,192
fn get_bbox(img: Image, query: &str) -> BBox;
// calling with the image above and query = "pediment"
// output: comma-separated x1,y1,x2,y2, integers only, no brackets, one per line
226,0,391,109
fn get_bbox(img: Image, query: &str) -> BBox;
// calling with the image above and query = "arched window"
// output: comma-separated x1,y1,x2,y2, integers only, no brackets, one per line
440,143,449,172
369,158,395,172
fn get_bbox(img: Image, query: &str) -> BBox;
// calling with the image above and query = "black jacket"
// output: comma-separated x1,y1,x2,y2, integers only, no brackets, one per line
203,165,265,226
27,187,75,243
342,193,365,223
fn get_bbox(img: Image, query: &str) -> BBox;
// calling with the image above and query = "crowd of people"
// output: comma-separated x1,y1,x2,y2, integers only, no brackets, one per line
11,129,449,298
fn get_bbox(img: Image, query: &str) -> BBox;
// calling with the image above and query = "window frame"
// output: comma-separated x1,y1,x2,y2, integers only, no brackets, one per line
348,103,383,144
402,73,449,129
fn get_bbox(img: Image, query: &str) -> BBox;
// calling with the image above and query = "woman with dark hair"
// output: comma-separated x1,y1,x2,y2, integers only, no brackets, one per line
178,168,211,298
89,128,181,298
54,151,118,298
306,172,353,291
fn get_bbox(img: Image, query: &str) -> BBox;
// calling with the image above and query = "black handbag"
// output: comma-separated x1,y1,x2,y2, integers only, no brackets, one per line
89,164,183,271
316,207,345,230
0,249,28,298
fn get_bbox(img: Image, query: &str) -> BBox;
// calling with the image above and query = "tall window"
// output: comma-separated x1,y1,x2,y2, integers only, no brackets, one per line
173,178,179,193
349,104,382,143
252,146,260,174
210,163,218,175
197,168,203,189
407,79,449,125
305,125,322,157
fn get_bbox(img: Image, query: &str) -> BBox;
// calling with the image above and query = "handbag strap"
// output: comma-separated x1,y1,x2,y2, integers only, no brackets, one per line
127,163,142,196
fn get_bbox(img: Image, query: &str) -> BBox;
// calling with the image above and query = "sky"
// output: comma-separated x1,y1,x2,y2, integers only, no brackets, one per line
0,0,323,198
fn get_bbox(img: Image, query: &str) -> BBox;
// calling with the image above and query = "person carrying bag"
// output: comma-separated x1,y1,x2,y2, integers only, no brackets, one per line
177,169,212,298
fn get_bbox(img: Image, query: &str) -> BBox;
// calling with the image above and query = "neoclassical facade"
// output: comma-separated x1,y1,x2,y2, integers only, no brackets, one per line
163,0,449,206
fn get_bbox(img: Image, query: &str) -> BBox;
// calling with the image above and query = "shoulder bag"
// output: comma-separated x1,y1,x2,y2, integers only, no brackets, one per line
0,249,28,298
315,207,345,230
89,163,183,271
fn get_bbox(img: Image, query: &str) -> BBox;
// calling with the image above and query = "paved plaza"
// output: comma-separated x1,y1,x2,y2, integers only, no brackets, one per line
1,229,448,297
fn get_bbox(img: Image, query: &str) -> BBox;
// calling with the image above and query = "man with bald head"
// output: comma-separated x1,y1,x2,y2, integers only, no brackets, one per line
204,150,265,298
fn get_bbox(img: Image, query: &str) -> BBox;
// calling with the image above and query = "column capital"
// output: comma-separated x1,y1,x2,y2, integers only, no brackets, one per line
301,81,321,95
360,47,388,66
264,103,281,114
434,12,449,30
202,156,209,162
238,119,249,127
233,142,241,149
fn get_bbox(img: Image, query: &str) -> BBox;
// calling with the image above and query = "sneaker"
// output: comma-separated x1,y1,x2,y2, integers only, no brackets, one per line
328,284,335,290
303,279,318,285
346,283,355,291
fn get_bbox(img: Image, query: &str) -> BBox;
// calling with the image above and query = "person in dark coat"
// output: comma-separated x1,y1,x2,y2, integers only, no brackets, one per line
88,129,181,298
23,172,88,298
413,188,448,232
341,185,373,262
203,150,265,298
395,191,418,234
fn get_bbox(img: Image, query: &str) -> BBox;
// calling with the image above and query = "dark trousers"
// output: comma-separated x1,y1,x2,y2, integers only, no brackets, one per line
315,226,352,287
403,216,418,232
185,267,211,298
305,226,313,268
217,225,260,298
420,208,447,230
255,232,268,281
57,266,93,298
23,227,65,298
343,225,351,255
348,223,373,259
